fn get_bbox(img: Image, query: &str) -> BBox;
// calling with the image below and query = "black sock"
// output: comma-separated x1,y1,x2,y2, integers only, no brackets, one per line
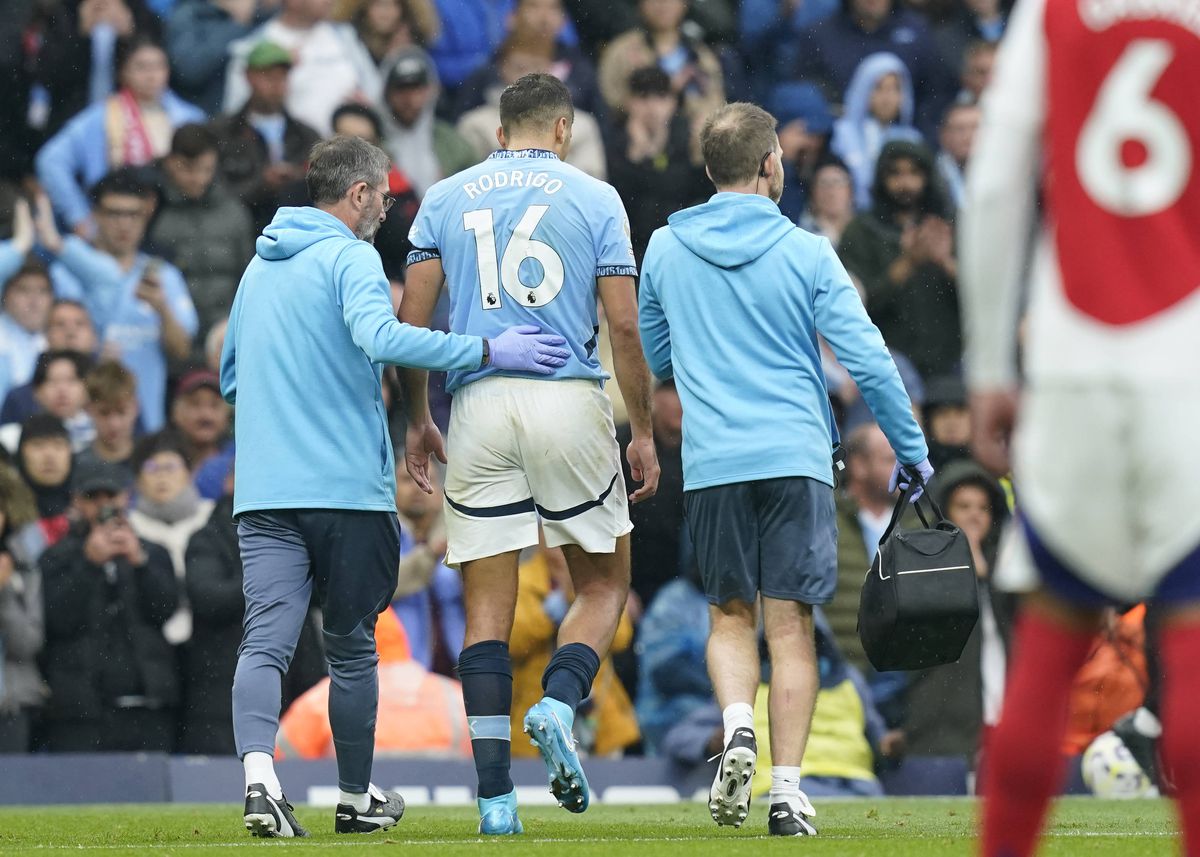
458,640,513,799
541,642,601,713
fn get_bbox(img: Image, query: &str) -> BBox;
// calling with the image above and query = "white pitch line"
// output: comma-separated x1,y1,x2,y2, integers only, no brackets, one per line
0,831,1176,851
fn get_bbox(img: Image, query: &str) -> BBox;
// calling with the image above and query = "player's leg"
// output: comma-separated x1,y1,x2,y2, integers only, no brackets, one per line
757,476,836,836
458,551,523,835
981,576,1103,857
305,510,405,834
232,510,314,838
441,378,541,833
681,480,761,827
761,597,819,836
513,379,633,813
1149,541,1200,852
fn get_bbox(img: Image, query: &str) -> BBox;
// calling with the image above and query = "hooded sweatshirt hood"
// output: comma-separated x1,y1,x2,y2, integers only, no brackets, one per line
665,193,795,269
841,52,914,127
255,206,356,261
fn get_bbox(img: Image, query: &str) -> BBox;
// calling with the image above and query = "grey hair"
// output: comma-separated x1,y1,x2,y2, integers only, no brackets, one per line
306,135,391,205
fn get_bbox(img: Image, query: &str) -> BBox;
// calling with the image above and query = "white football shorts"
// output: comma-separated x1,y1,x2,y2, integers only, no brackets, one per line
442,376,632,567
1001,382,1200,603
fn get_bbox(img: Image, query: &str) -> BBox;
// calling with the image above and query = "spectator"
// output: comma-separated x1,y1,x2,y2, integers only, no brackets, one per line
617,379,687,607
380,48,478,197
30,0,162,141
634,565,711,753
330,103,421,279
277,608,471,759
933,0,1006,80
127,430,214,646
795,0,948,135
37,169,200,431
24,351,96,453
210,41,321,234
37,458,179,752
35,35,205,234
559,0,637,57
923,375,971,470
956,39,996,105
606,67,707,263
425,0,507,93
351,0,441,67
456,40,607,179
390,468,464,671
77,359,140,478
510,544,640,759
0,257,53,407
224,0,382,136
182,465,325,754
767,82,835,223
0,464,46,752
0,300,100,427
167,0,268,114
453,0,600,120
838,140,959,379
799,160,855,246
15,416,73,553
168,369,231,474
148,124,255,348
738,0,838,99
831,53,924,211
598,0,725,149
935,101,980,213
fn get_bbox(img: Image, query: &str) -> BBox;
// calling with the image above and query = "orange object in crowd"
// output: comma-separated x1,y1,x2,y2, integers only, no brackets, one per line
277,608,472,760
1062,604,1148,755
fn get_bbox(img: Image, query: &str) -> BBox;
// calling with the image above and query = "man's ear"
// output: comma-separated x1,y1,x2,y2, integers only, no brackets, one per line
496,125,508,150
556,115,569,143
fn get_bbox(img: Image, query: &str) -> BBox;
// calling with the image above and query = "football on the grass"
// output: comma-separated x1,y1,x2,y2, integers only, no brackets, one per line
1081,731,1154,799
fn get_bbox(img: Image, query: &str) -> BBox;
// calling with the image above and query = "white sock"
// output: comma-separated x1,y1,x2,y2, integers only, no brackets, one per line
243,751,282,800
721,702,755,746
769,766,802,810
1134,706,1163,738
340,789,371,813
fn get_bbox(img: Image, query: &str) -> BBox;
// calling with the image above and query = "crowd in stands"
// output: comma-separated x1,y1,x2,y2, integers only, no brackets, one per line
0,0,1149,795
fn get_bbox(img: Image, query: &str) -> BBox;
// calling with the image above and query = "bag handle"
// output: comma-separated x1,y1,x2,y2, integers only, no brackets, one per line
876,469,951,549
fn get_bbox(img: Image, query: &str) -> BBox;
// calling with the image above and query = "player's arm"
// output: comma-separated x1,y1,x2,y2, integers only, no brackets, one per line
598,274,659,503
959,0,1047,475
398,256,449,494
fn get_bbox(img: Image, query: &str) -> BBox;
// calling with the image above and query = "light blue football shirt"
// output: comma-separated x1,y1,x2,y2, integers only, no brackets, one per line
407,149,637,392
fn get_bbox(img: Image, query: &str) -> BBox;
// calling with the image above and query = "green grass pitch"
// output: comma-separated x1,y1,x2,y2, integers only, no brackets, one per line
0,798,1177,855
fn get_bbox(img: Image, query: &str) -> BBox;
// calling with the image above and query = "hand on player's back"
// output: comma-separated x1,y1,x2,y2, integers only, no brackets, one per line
626,435,660,504
488,326,571,375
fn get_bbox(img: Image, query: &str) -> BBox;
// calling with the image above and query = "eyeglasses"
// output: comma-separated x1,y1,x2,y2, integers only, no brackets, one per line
364,185,396,213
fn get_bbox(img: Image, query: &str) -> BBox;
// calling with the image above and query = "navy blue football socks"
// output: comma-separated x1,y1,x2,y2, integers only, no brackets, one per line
458,640,514,799
541,642,601,712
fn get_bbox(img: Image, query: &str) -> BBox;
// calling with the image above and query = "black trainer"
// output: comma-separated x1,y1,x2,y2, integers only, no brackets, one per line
1112,711,1162,789
334,787,405,834
708,727,757,827
243,783,310,838
767,796,818,837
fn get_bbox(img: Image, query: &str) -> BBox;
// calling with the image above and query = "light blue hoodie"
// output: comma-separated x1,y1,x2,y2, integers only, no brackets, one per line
221,207,484,515
639,192,927,492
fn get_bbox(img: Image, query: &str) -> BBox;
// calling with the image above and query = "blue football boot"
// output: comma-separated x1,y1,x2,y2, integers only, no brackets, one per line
477,789,523,835
523,697,589,813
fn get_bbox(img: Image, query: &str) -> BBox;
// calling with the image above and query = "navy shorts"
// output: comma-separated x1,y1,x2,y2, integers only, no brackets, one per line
683,476,836,607
1022,515,1200,609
